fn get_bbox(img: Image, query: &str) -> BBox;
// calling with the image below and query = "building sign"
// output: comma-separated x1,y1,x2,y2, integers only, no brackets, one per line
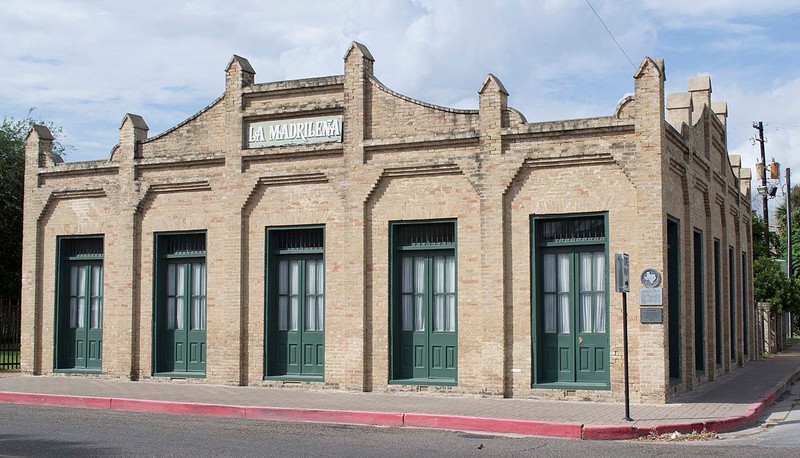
640,268,661,288
641,307,663,324
246,115,343,148
639,287,663,306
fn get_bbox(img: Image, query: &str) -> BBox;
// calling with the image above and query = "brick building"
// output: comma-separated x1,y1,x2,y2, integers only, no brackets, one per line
22,42,754,403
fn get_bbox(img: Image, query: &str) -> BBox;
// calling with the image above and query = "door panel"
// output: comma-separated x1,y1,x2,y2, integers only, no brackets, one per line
272,256,324,377
540,248,607,385
60,262,103,370
396,253,456,381
160,259,206,373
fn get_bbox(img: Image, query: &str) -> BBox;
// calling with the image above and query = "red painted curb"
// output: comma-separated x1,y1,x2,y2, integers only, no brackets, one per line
649,421,706,436
246,406,404,426
704,413,752,433
403,413,582,438
0,392,110,409
110,398,247,418
581,424,639,440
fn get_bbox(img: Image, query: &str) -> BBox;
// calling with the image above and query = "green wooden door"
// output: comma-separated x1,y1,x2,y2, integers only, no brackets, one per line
161,260,206,373
540,248,607,384
396,253,456,382
62,262,103,370
273,256,324,377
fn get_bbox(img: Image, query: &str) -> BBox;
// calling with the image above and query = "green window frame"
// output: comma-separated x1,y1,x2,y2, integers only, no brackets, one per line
55,236,104,372
389,220,457,385
153,231,207,377
531,213,609,389
265,226,325,380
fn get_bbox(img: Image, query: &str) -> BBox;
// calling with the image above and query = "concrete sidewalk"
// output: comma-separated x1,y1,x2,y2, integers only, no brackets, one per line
1,345,799,440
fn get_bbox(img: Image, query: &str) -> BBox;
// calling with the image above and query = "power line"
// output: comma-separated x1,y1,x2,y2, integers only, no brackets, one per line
585,0,637,69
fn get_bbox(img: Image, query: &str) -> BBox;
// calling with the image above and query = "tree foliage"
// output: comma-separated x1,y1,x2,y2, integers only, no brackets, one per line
753,257,800,315
774,184,800,276
0,110,70,299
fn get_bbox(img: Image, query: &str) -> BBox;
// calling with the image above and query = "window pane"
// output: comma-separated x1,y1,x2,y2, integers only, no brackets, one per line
176,264,185,330
446,295,456,332
433,296,444,331
317,260,324,293
543,254,556,293
305,297,316,331
278,297,288,331
434,256,445,294
92,266,102,296
278,261,288,295
317,296,324,331
446,256,456,293
167,264,176,296
557,254,570,293
191,298,201,330
544,294,556,333
192,263,202,296
306,260,317,294
290,261,300,295
402,295,413,331
415,295,425,331
414,257,425,294
90,299,100,329
69,298,78,329
77,266,86,328
558,295,570,334
594,253,605,291
580,253,592,292
167,298,176,330
402,257,413,294
289,296,299,331
580,293,592,333
594,293,606,333
176,296,185,330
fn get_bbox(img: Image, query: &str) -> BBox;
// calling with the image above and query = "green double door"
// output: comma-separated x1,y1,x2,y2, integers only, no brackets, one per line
271,256,324,377
395,252,457,382
540,248,608,384
59,262,103,370
158,259,206,373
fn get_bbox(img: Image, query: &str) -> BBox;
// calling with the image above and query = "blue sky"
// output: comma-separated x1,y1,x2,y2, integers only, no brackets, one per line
2,0,799,215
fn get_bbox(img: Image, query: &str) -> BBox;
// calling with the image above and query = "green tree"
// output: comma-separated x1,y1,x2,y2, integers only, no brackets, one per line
752,211,780,260
754,257,800,316
775,184,800,276
0,111,70,299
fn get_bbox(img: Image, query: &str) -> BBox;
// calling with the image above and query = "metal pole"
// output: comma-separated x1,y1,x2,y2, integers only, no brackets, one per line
754,121,769,246
622,291,632,421
788,168,793,338
788,167,792,278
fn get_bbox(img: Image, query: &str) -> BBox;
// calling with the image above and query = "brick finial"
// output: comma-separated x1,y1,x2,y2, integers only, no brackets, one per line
226,55,255,90
666,92,692,130
688,75,711,121
479,73,509,136
25,124,61,168
711,101,727,129
118,113,148,160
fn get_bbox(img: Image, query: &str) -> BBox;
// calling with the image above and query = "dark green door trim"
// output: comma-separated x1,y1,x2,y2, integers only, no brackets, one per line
693,229,705,373
54,236,104,373
389,219,457,385
265,225,325,381
667,218,680,382
153,231,207,377
531,213,610,390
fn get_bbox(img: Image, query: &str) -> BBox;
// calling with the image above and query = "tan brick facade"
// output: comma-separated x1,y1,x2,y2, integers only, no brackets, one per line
22,43,754,403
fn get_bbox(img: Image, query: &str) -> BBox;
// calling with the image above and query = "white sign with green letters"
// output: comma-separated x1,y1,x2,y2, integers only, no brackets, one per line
246,115,343,148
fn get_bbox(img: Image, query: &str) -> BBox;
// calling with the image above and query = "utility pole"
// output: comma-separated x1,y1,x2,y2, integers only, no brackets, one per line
788,167,793,278
754,121,769,247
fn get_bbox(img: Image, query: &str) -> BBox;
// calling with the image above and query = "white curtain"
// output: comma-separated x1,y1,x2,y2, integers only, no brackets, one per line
414,257,425,331
175,264,185,330
305,260,317,331
289,260,299,331
579,253,592,333
316,260,324,331
433,256,445,331
543,254,556,333
558,254,570,334
278,260,288,331
69,266,79,328
446,255,456,332
90,265,102,329
594,254,606,333
190,263,205,331
402,257,413,331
